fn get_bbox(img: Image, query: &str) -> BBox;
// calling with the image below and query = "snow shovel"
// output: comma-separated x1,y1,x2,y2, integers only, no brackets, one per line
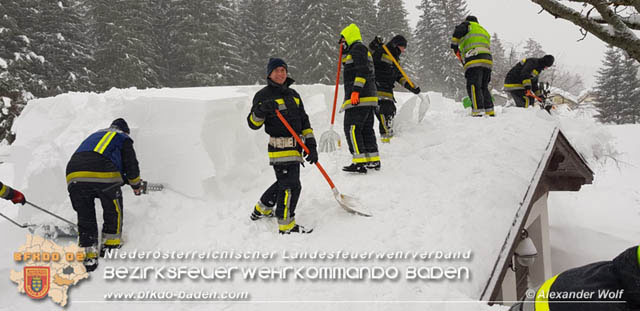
319,43,343,153
275,109,371,217
0,201,79,238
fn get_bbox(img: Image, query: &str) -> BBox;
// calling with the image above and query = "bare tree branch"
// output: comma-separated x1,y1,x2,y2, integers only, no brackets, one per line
531,0,640,62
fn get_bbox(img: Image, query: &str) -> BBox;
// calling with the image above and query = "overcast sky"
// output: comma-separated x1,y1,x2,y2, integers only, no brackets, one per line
403,0,608,88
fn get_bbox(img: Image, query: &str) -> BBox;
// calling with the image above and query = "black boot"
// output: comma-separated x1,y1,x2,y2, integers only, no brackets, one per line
83,246,99,272
342,163,367,174
250,207,275,221
366,161,381,171
279,224,313,235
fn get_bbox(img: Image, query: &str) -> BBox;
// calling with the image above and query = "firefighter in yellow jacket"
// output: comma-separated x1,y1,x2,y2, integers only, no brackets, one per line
340,23,380,173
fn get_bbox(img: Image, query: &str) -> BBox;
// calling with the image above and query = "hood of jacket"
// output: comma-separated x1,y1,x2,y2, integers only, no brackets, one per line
340,23,362,46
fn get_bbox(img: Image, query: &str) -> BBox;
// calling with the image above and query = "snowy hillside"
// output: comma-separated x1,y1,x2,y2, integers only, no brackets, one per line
0,84,610,311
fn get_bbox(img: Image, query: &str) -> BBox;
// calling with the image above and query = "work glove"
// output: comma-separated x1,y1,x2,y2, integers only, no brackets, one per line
455,51,462,63
304,138,318,164
11,190,25,205
350,91,360,105
256,100,278,117
406,83,421,94
131,180,143,196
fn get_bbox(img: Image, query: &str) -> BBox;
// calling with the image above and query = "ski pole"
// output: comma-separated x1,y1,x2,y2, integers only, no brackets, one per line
25,201,77,227
275,110,336,190
330,43,343,126
0,211,29,228
382,44,415,88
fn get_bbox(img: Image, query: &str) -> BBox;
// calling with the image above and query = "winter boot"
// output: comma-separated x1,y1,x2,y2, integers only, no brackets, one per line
342,163,367,174
279,224,313,235
83,245,99,272
100,236,122,258
366,161,381,171
250,206,275,221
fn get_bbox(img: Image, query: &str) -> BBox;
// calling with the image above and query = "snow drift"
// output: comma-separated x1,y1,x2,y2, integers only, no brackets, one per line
0,84,583,311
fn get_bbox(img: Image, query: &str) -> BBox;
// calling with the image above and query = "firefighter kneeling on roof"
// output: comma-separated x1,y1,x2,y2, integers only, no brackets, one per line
66,118,142,272
247,57,316,235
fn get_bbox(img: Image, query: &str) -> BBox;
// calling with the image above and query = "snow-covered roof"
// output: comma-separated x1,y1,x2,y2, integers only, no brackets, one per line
1,86,591,309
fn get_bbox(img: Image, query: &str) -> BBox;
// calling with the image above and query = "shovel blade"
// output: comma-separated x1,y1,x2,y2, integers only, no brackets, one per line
332,188,371,217
319,128,341,153
28,223,78,239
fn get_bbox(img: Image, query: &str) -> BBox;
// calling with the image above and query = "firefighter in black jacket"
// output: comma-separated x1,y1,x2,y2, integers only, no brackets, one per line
504,55,555,108
340,23,380,173
247,58,316,235
451,16,494,117
369,35,420,143
0,182,26,205
510,245,640,311
66,118,142,271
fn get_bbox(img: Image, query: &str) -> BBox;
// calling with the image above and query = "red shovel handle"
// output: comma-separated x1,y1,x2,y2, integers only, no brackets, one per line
330,44,343,125
275,109,336,189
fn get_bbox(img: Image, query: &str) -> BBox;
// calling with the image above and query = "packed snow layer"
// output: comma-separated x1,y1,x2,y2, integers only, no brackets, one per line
0,85,565,310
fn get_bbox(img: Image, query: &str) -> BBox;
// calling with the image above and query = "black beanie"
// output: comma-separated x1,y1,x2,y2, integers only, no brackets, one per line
111,118,130,134
542,54,555,67
466,15,478,23
266,58,288,77
389,35,407,48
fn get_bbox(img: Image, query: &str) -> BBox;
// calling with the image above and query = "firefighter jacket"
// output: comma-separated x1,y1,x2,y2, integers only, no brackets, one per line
504,57,547,95
371,43,411,102
247,77,316,166
66,128,141,186
340,24,378,111
524,245,640,311
451,21,493,72
0,182,18,201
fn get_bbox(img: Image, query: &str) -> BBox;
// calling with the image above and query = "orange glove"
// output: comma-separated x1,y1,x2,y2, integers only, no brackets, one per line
455,51,462,63
350,91,360,105
525,90,541,102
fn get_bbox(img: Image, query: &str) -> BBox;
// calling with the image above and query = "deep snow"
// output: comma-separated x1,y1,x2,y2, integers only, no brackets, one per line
0,84,628,311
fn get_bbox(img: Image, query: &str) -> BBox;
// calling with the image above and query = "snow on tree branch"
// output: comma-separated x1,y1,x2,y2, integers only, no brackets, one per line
531,0,640,62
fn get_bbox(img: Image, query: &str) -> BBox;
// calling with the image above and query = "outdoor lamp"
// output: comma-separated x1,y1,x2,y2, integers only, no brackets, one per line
514,229,538,267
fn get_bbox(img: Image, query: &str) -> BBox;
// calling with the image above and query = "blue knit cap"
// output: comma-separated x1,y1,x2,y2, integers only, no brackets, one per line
266,58,287,77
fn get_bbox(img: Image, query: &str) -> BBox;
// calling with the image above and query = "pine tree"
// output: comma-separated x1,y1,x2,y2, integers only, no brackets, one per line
620,52,640,123
414,0,469,98
218,0,247,85
25,0,94,96
89,0,160,90
594,47,625,124
292,0,339,84
375,0,412,40
522,38,546,57
237,0,277,84
490,33,508,92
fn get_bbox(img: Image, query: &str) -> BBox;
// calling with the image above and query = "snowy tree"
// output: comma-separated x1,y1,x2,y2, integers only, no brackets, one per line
490,33,509,92
413,0,469,98
22,0,94,96
338,0,377,45
522,38,546,58
620,52,640,123
375,0,412,40
237,0,278,84
89,0,160,90
594,47,626,124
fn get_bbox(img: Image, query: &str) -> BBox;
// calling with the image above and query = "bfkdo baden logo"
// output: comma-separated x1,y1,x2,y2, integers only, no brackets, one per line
10,235,90,307
24,266,50,299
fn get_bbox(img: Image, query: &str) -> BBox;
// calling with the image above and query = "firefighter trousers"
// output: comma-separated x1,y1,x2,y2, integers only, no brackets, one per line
344,106,379,163
375,99,396,139
68,182,123,248
259,163,301,231
465,67,494,116
508,90,533,108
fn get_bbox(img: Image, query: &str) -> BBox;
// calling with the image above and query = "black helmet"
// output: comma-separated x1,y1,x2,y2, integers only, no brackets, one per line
110,118,130,134
466,15,478,23
542,54,555,67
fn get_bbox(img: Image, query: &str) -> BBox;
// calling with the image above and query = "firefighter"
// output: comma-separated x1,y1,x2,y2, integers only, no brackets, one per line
504,55,555,108
340,23,380,173
451,15,494,117
510,245,640,311
0,182,26,205
247,57,316,235
369,35,421,143
66,118,142,271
